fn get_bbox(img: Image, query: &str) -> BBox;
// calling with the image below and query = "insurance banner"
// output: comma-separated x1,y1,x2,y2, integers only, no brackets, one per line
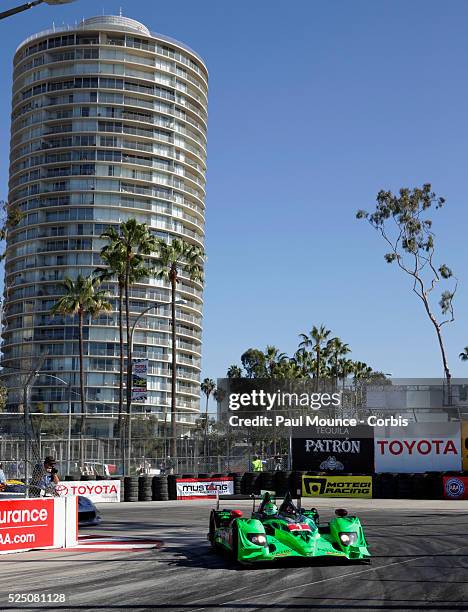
374,422,461,473
0,498,54,552
176,477,234,500
302,475,372,498
55,480,120,503
132,359,148,402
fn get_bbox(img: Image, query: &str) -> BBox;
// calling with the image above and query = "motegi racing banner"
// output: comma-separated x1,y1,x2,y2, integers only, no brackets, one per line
302,475,372,498
176,477,234,500
55,480,120,503
375,422,462,473
292,426,374,473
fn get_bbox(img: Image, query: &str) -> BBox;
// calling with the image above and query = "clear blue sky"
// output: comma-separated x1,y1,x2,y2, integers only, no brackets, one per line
1,0,468,396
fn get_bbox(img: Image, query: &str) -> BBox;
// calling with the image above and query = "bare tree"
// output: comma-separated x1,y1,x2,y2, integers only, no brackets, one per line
357,184,457,401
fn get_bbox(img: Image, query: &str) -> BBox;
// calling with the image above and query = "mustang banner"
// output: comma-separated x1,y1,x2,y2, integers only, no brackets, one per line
292,425,374,473
302,475,372,498
176,477,234,500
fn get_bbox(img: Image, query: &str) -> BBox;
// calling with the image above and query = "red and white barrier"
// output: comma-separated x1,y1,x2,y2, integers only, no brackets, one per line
0,496,78,555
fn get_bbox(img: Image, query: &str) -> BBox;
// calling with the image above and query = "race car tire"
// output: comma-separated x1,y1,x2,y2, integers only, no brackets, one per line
208,511,218,549
231,520,240,561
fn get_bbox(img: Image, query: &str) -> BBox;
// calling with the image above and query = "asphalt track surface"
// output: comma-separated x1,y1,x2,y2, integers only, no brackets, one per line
0,499,468,611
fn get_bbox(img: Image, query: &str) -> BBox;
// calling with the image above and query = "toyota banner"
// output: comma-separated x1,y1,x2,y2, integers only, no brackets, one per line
374,422,462,473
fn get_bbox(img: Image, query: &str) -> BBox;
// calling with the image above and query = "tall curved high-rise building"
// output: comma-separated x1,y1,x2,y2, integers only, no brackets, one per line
3,16,207,434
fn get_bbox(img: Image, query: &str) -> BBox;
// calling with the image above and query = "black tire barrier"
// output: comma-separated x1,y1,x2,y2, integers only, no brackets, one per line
64,475,73,481
275,470,291,496
167,474,178,500
241,472,259,495
138,476,153,501
396,473,413,499
152,475,169,501
80,475,91,481
197,473,209,478
289,471,305,496
258,471,275,492
229,472,242,494
124,476,139,502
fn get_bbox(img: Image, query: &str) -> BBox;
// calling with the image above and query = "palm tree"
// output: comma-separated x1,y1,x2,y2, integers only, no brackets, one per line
227,364,242,378
201,378,216,460
51,275,111,466
338,357,354,390
264,345,288,376
103,221,157,440
459,347,468,362
293,349,315,377
156,237,204,458
298,325,332,389
326,338,350,389
97,227,149,444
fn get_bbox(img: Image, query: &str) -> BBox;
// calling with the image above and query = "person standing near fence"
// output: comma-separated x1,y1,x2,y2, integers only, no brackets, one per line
30,455,60,497
252,456,264,472
0,463,6,484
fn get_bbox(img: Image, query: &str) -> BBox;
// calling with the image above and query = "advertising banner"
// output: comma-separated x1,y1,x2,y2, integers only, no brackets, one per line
0,498,55,552
302,475,372,498
374,422,462,473
443,476,468,500
292,428,374,473
176,477,234,500
462,422,468,471
55,480,120,503
132,359,148,402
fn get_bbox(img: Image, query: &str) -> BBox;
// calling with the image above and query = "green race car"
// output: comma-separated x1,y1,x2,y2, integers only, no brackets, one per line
208,492,370,565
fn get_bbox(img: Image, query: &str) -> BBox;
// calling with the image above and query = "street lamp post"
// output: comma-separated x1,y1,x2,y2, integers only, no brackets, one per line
126,300,184,476
0,0,75,21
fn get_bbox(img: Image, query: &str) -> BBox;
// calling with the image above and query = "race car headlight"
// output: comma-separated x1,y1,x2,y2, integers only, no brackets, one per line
339,532,358,546
247,533,267,546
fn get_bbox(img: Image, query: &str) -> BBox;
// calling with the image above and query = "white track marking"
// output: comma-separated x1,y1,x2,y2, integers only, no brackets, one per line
186,543,468,612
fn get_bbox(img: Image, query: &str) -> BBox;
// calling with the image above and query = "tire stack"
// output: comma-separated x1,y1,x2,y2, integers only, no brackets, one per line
138,476,153,501
152,476,169,501
379,473,397,498
258,471,275,494
228,473,242,495
275,470,291,496
289,471,305,496
241,472,259,495
123,476,138,502
396,473,413,498
167,474,178,500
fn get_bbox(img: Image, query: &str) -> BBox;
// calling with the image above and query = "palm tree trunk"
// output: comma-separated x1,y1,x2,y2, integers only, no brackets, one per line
78,309,85,469
170,271,177,459
203,394,209,460
118,281,124,468
125,260,132,472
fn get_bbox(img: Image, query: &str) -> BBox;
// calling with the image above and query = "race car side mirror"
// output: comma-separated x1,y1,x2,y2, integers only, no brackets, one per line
230,510,243,518
335,508,348,517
